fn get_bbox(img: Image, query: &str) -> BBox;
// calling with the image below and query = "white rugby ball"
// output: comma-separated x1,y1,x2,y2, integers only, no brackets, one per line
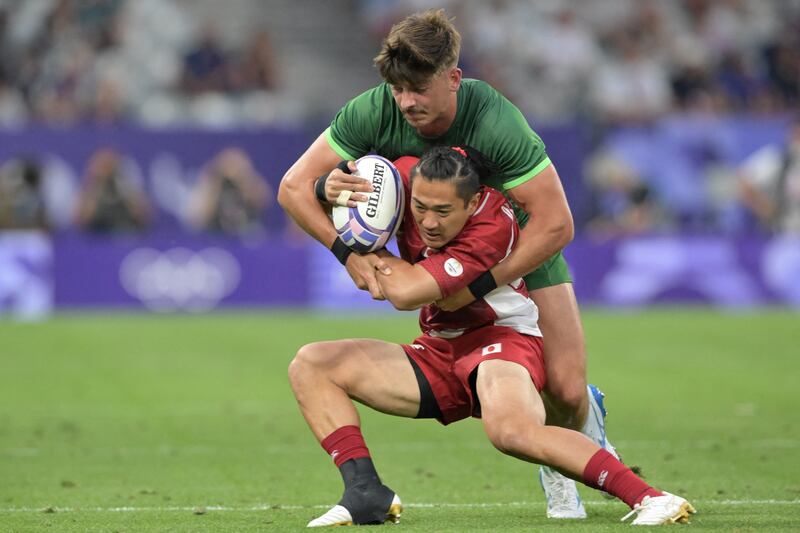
332,155,405,253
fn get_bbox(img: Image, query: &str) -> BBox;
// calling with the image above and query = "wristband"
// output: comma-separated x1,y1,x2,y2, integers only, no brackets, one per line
314,175,328,203
330,237,353,266
468,270,497,300
335,159,352,174
314,160,353,204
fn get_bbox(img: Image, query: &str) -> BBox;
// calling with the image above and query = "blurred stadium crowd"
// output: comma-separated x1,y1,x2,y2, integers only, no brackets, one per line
370,0,800,122
0,0,286,127
0,0,798,238
0,144,276,236
1,0,797,126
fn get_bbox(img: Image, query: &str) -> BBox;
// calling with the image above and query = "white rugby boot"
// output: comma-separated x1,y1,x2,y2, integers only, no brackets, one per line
307,493,402,527
539,466,587,519
620,492,696,525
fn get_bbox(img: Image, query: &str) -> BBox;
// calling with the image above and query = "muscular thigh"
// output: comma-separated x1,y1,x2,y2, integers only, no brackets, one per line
475,359,546,425
325,339,422,418
528,283,587,391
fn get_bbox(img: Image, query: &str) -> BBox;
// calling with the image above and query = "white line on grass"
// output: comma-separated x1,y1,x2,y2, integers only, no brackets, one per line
1,500,797,513
6,439,798,458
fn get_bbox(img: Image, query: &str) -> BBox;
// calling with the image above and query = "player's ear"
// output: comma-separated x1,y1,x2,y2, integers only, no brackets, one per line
465,191,480,214
449,67,462,92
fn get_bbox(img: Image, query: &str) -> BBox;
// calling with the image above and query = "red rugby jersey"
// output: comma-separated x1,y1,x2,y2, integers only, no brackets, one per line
393,156,541,338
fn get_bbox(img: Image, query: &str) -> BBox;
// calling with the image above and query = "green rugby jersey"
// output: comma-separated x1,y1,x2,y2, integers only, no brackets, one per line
325,78,552,227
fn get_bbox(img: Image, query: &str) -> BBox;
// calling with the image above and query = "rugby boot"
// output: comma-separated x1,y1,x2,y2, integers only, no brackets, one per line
307,486,401,527
583,384,620,460
620,492,696,525
539,466,587,519
583,384,624,499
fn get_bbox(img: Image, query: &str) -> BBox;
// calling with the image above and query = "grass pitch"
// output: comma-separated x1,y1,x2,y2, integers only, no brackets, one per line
0,309,798,531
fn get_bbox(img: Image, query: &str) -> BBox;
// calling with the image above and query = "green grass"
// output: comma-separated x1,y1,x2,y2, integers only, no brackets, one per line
1,310,798,531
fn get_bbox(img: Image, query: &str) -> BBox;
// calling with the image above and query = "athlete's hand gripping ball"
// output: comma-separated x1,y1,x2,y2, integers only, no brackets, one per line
325,161,372,208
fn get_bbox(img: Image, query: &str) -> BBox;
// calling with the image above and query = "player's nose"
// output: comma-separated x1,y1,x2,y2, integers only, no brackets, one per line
421,213,438,229
399,92,416,110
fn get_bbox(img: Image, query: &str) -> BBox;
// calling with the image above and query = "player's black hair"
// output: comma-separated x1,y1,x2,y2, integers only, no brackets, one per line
411,145,496,206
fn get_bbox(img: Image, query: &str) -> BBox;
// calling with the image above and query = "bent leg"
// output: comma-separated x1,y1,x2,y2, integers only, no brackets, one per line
289,339,413,526
476,359,596,477
288,339,420,441
477,360,668,514
529,283,588,430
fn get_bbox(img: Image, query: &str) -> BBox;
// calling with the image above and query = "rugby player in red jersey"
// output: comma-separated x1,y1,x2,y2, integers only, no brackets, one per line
288,147,695,527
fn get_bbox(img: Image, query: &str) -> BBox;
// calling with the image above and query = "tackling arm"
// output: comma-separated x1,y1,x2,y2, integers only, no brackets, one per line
436,164,573,311
278,134,390,297
277,133,344,248
490,164,574,286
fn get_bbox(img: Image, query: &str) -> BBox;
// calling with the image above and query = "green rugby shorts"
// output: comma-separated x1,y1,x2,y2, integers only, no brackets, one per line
522,250,573,290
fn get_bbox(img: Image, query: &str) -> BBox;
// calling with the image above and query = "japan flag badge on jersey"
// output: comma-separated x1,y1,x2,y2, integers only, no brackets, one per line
482,343,502,356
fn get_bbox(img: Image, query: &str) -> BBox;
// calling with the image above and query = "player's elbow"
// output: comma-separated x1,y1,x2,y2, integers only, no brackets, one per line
556,216,574,247
277,168,306,211
546,211,574,249
276,174,294,210
390,298,422,312
386,291,422,311
382,284,427,311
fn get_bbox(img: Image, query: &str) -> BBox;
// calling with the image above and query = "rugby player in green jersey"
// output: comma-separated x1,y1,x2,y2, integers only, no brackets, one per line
279,9,615,519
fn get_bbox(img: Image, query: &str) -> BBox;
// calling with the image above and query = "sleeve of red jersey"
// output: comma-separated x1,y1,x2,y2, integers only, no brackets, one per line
417,196,518,298
392,156,418,263
393,156,417,189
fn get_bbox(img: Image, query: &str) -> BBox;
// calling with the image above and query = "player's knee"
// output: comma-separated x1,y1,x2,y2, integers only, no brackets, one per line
289,341,353,391
546,380,587,415
483,417,539,457
288,342,328,387
287,347,308,392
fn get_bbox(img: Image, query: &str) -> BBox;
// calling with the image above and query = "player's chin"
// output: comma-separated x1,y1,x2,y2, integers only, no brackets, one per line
421,235,443,248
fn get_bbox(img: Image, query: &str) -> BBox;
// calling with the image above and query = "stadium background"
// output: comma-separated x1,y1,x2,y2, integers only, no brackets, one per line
1,1,798,531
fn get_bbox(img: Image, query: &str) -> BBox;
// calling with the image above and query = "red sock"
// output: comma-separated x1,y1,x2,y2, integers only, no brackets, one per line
582,449,662,508
320,425,371,468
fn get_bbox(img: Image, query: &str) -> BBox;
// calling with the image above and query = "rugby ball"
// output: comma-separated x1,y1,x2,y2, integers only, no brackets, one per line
332,155,405,253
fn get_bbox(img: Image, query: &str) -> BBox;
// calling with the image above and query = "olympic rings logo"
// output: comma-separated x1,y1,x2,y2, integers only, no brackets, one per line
119,247,240,312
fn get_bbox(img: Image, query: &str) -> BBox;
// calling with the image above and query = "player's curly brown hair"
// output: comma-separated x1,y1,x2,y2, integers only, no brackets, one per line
374,9,461,90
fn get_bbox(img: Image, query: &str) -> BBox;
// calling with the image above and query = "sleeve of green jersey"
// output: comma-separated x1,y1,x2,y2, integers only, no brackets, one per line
325,88,381,161
489,95,551,191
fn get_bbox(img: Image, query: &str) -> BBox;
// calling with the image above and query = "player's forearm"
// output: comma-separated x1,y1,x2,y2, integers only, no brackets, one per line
489,213,573,287
375,257,442,311
490,164,575,287
278,169,338,247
